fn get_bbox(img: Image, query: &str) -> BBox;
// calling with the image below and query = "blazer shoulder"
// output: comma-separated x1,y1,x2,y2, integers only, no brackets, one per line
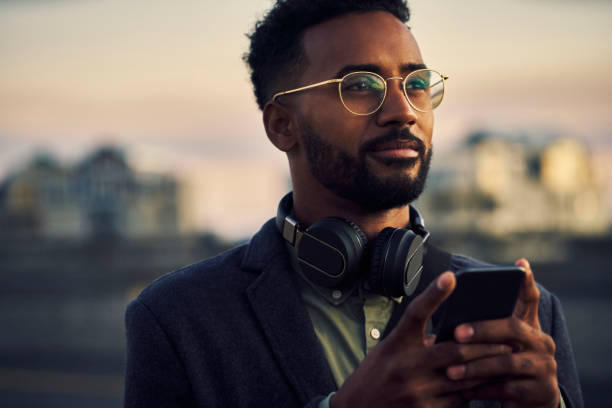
449,252,493,271
135,243,251,308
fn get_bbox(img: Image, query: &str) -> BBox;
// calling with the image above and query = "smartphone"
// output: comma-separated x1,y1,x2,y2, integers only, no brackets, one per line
435,266,525,343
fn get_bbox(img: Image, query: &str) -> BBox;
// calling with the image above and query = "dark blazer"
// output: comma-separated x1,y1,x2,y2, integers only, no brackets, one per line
124,219,583,408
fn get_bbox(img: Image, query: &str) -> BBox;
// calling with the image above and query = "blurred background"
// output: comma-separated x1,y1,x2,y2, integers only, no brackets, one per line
0,0,610,406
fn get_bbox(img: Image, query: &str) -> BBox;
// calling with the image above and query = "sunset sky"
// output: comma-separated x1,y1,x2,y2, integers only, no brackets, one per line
1,0,611,236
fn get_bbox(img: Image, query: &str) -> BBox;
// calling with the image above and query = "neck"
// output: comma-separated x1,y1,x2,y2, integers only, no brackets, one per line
291,186,411,242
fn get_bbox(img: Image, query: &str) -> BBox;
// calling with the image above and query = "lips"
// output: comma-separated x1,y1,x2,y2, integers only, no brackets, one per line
360,129,426,163
366,139,423,161
369,140,421,152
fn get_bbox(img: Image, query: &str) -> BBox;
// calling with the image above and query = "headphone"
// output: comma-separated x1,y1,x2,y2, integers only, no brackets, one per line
276,192,430,298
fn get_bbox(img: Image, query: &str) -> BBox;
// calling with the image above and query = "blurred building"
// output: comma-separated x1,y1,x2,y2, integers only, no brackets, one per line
178,158,291,240
419,130,609,236
0,146,179,238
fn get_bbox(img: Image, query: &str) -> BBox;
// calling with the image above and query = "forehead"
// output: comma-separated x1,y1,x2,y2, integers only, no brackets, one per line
301,11,423,79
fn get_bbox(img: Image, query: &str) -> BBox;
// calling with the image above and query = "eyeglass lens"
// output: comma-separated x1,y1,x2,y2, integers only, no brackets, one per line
339,70,444,115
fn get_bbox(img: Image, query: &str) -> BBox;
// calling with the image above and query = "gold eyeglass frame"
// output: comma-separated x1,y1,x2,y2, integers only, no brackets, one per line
272,68,449,115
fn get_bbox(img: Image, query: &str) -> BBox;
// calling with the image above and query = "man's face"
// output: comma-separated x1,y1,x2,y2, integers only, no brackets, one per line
293,11,434,211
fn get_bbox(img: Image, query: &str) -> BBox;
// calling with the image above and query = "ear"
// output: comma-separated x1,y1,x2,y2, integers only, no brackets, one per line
263,101,298,152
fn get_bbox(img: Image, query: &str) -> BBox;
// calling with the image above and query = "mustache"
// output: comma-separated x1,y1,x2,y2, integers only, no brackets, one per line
360,128,426,157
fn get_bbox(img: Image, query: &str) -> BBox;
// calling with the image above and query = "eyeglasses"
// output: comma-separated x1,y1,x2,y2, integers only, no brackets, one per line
272,69,448,116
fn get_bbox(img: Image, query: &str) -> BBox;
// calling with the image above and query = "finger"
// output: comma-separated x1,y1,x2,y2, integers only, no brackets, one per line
514,258,541,329
454,317,555,354
429,392,466,408
431,342,512,368
462,378,559,407
438,378,489,394
417,375,487,398
392,271,456,345
448,352,557,380
431,393,467,408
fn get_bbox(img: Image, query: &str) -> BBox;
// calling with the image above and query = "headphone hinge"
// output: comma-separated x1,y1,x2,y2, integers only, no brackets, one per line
282,216,298,246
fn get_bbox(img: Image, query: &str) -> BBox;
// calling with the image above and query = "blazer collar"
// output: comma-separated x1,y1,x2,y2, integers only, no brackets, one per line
243,219,336,403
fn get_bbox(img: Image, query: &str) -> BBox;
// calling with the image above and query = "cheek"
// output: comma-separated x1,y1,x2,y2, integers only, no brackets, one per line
419,113,434,147
300,95,369,152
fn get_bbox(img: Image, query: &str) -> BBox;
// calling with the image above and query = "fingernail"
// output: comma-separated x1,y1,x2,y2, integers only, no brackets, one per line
516,258,531,271
455,324,474,341
447,365,466,380
437,272,453,290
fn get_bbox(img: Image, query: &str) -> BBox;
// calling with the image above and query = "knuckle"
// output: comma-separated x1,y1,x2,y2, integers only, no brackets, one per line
493,344,511,356
452,345,468,362
505,381,528,398
533,285,541,300
545,357,558,375
528,279,541,298
543,334,556,355
502,353,518,372
424,346,445,367
404,381,428,406
508,316,524,335
414,380,429,395
383,357,406,382
519,356,534,372
547,376,559,393
441,343,469,365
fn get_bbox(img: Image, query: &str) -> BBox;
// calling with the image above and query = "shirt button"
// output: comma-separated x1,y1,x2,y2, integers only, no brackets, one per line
332,290,342,300
370,328,381,340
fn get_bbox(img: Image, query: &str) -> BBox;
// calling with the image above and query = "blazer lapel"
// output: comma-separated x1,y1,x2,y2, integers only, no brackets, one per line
243,219,336,404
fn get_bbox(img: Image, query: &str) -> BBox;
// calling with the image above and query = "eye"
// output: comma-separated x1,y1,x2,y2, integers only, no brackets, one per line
346,80,371,91
342,74,385,93
405,77,430,91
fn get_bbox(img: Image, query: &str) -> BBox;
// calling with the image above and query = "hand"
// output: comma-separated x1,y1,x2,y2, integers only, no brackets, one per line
331,272,513,408
446,259,560,408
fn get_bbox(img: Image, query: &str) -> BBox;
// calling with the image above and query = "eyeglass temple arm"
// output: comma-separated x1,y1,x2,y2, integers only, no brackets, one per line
431,77,448,87
427,75,449,88
272,79,342,101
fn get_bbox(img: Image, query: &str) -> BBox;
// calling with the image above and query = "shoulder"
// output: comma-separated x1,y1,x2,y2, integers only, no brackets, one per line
129,243,254,318
449,253,493,271
127,218,286,320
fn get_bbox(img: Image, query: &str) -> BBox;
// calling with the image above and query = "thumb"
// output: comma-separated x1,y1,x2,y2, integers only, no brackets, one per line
514,258,541,329
391,271,456,346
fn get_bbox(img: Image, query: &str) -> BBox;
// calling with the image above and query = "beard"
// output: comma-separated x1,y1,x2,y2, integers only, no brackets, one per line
300,121,432,212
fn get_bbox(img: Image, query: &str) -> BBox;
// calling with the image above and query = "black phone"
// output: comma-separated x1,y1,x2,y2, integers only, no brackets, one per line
434,266,525,343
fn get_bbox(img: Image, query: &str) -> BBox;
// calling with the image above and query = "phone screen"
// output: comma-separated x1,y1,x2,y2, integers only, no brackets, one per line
435,266,525,343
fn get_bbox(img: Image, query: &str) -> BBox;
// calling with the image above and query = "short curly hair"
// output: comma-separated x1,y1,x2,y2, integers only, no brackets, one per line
244,0,411,110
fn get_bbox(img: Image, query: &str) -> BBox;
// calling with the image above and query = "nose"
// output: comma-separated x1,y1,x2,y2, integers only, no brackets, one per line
375,78,418,127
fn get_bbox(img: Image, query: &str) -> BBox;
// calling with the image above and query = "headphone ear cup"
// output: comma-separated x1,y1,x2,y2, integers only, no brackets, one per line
296,217,367,287
368,227,395,296
369,227,425,297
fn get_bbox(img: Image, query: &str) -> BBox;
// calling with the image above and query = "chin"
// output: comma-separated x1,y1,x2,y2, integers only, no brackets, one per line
371,158,421,178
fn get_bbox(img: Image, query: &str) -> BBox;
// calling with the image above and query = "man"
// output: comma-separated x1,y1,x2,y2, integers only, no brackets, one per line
124,1,583,407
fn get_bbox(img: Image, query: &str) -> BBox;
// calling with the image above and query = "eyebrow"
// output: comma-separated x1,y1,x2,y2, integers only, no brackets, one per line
335,63,428,78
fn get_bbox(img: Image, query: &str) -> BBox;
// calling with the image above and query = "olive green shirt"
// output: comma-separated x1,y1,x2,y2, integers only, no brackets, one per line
295,269,401,387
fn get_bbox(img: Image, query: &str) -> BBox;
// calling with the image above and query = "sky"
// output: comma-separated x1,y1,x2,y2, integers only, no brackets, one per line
1,0,611,235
